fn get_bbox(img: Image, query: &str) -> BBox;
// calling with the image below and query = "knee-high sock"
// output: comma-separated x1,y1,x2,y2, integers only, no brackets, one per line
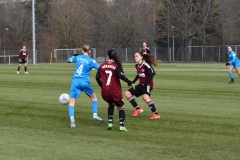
68,106,74,118
147,101,158,114
92,101,98,114
108,105,114,123
127,96,139,109
118,108,125,127
229,72,234,79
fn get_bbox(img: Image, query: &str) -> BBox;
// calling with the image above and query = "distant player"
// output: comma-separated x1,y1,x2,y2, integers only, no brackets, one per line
141,42,151,55
125,52,160,119
17,46,29,74
96,50,134,131
67,44,103,128
226,46,240,84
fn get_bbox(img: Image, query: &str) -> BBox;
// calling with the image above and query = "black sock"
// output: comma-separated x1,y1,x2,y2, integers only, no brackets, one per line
127,96,140,109
108,105,114,124
231,78,234,81
24,67,27,72
147,101,158,115
119,108,125,127
17,66,21,71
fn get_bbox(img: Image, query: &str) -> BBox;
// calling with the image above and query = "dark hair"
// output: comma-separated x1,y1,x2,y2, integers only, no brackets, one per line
137,52,158,67
108,50,124,73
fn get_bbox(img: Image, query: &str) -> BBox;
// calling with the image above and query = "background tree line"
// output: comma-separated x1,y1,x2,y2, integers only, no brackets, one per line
0,0,239,62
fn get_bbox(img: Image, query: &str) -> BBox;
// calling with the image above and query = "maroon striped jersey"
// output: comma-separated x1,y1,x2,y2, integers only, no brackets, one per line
99,60,123,101
141,47,151,55
19,49,28,59
135,61,154,88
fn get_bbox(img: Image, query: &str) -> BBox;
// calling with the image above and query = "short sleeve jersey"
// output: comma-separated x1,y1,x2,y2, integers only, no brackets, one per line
67,54,99,82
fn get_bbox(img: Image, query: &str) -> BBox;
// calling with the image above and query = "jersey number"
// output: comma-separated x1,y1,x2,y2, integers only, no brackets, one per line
76,64,83,76
105,70,112,85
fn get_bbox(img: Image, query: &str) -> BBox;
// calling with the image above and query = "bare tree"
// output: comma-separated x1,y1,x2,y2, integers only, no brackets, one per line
156,0,222,61
49,0,93,49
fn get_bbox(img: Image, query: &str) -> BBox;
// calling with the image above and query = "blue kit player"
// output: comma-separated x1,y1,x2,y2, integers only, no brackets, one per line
226,46,240,84
67,44,103,128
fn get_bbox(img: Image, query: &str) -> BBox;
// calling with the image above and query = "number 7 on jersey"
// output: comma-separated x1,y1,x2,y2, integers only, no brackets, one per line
105,70,112,85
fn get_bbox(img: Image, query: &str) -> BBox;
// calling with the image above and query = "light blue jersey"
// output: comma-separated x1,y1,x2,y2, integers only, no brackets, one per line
67,54,99,98
67,54,99,80
228,51,240,68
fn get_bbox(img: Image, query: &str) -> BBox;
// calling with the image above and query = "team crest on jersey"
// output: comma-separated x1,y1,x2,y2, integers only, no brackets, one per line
141,69,145,72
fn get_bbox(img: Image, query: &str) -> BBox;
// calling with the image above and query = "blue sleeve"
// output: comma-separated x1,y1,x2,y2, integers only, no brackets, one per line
229,52,237,63
67,56,76,63
92,60,100,69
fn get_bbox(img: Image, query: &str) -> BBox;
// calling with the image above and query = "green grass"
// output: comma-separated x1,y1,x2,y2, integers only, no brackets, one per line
0,63,239,160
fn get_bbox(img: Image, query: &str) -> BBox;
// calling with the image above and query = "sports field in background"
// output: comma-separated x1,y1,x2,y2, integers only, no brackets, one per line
0,63,239,160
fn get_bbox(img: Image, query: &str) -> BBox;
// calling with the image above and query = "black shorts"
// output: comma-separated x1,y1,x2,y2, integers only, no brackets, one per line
106,99,124,107
128,84,152,97
19,58,27,64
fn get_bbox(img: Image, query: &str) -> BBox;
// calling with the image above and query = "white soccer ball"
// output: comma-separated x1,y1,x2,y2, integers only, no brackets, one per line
59,93,70,105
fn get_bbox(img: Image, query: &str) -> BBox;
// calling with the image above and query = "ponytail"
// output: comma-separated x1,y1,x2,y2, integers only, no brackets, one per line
108,50,124,73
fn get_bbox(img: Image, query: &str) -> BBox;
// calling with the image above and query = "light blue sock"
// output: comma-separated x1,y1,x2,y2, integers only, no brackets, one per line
92,101,98,114
68,106,74,118
229,72,233,79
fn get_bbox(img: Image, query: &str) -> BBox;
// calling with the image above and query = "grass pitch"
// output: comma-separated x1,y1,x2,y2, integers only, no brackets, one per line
0,63,239,160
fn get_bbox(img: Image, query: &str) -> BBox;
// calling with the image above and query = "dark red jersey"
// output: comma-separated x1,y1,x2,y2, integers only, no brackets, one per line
19,49,28,59
98,61,123,102
141,47,151,55
135,61,154,89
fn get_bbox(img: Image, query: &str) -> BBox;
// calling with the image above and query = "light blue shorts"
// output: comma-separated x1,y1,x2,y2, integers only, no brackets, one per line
230,61,240,68
70,79,94,98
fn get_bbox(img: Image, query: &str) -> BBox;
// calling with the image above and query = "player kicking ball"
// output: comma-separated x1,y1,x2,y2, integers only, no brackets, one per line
67,44,103,128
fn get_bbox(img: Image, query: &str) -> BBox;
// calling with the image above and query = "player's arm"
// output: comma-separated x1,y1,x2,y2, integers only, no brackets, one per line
132,75,139,84
92,59,100,70
19,50,22,59
116,67,132,86
67,56,76,63
95,69,102,87
143,65,154,85
146,47,151,53
229,52,237,64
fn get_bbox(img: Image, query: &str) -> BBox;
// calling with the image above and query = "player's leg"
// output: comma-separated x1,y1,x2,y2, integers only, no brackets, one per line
107,101,115,130
68,81,81,128
17,60,22,74
228,65,234,83
235,62,240,78
89,93,104,123
24,60,28,74
125,85,143,117
116,100,128,131
142,94,160,120
236,67,240,77
69,98,76,128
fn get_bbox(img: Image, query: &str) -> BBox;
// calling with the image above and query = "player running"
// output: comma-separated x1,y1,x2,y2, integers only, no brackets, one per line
67,44,103,128
17,46,29,74
96,50,134,131
125,52,160,120
226,46,240,84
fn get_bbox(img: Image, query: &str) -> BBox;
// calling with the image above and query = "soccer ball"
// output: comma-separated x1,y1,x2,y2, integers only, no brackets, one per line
59,93,70,105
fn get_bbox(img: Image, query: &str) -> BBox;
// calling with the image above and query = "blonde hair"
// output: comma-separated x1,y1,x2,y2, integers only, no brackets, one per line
82,44,91,54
